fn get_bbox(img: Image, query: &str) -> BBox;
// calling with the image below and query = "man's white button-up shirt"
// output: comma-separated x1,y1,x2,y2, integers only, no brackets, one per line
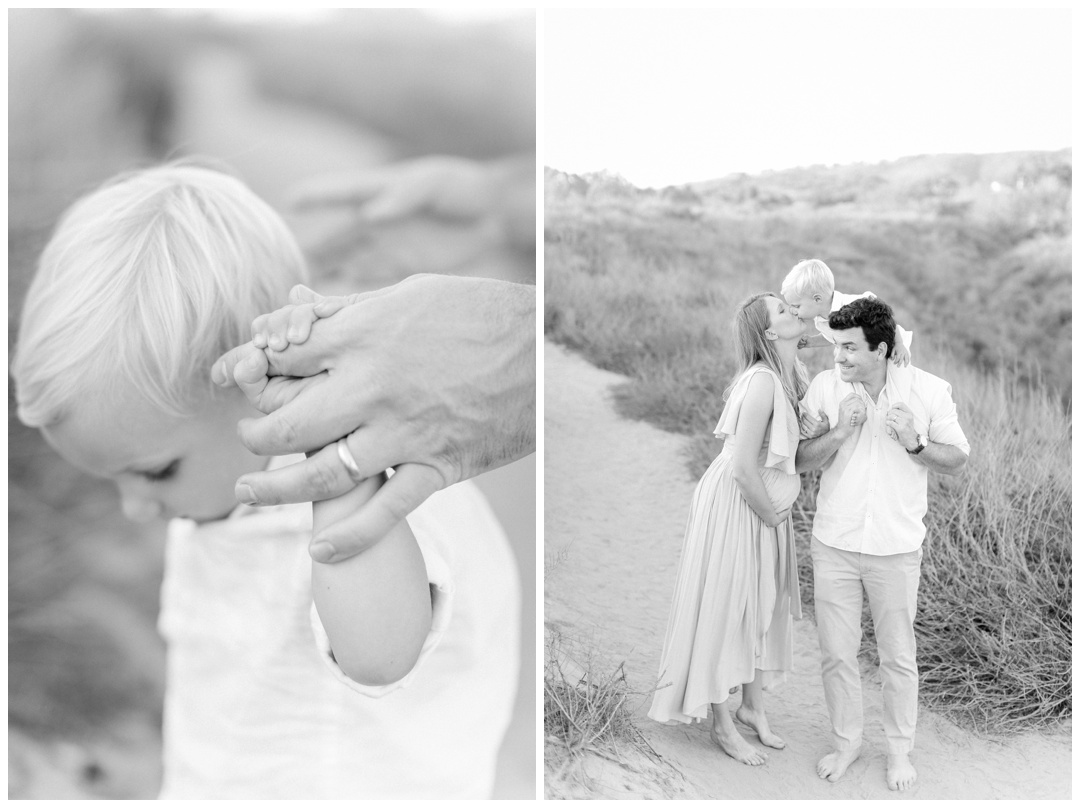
801,363,970,556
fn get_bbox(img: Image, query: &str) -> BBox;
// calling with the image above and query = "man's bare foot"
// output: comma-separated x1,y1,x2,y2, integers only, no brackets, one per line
887,753,917,791
709,724,768,766
734,705,786,749
816,746,861,782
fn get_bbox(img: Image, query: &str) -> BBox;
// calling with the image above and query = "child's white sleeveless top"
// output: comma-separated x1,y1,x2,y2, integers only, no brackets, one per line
156,462,520,799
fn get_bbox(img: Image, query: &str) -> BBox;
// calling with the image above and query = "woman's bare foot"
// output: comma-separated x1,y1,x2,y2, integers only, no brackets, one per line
887,753,917,791
816,745,861,782
709,724,768,766
734,705,786,749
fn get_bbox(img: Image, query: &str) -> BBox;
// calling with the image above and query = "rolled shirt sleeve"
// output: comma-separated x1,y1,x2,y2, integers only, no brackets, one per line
927,381,970,455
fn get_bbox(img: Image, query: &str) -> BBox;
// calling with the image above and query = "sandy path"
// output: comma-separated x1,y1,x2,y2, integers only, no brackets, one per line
544,339,1070,799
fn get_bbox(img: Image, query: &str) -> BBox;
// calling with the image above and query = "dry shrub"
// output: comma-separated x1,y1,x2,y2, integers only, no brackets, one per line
544,628,657,785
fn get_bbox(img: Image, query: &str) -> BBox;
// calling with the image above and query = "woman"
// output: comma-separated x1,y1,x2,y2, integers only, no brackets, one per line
647,292,811,766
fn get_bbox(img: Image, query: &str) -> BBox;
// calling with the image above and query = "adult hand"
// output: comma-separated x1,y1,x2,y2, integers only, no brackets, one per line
885,403,917,449
799,408,830,439
837,393,868,436
212,274,536,562
766,508,792,528
290,154,535,251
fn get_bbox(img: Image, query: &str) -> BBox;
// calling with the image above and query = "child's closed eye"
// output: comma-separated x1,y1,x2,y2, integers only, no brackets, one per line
142,459,181,482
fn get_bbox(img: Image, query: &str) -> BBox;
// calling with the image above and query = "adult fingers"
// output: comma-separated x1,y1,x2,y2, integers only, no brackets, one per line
234,440,362,506
360,181,428,223
236,371,328,419
288,170,392,210
234,424,401,503
236,385,369,456
309,463,444,563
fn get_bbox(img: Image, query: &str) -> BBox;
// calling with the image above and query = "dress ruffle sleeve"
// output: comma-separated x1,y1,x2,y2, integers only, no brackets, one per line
712,366,797,475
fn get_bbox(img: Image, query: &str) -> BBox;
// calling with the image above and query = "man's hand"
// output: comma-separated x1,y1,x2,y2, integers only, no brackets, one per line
885,403,918,449
292,155,502,224
837,393,868,437
212,274,536,562
290,154,535,252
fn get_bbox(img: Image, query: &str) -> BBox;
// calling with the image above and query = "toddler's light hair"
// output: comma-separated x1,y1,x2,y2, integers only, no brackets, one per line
12,162,308,427
781,258,835,299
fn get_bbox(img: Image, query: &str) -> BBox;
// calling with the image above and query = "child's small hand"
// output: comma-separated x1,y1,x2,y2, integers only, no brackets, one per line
891,341,911,367
251,303,320,351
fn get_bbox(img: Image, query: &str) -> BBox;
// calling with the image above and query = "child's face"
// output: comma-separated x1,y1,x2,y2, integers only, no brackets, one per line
42,385,265,524
765,295,805,341
782,289,828,321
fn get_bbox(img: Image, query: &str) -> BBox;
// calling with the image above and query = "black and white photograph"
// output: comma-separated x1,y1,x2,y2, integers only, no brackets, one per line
544,8,1070,800
9,8,535,799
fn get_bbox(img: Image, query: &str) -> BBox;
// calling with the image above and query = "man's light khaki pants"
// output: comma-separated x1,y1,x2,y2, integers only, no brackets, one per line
811,537,922,755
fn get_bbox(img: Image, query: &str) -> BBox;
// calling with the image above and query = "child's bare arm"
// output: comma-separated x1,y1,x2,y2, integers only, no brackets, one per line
798,332,834,350
311,471,432,687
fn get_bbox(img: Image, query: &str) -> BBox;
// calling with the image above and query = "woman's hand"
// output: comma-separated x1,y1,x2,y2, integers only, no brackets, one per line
765,508,792,528
800,408,830,439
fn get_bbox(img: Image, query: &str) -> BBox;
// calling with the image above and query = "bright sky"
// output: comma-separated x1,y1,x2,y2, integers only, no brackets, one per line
544,8,1072,188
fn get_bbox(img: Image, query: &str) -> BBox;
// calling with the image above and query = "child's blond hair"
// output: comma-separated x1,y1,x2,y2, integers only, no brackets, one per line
12,162,307,427
781,258,835,300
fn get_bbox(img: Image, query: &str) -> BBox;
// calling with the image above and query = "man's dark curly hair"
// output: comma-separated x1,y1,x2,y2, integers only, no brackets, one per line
828,296,895,359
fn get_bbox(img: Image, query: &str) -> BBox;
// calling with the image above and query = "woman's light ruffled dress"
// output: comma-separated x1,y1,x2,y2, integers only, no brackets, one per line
648,364,802,725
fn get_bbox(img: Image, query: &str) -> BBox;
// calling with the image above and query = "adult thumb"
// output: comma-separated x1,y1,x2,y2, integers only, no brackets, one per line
309,464,442,563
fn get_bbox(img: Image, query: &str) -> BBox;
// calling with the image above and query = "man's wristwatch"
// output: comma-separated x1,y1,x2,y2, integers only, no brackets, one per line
907,434,928,455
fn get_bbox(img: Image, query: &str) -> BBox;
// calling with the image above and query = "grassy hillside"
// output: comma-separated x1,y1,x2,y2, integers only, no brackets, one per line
544,151,1071,733
547,149,1070,401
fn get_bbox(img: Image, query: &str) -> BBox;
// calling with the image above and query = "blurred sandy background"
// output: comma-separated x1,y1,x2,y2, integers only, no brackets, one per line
8,8,535,799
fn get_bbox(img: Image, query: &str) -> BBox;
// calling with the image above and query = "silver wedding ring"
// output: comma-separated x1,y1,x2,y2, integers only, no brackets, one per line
336,437,364,482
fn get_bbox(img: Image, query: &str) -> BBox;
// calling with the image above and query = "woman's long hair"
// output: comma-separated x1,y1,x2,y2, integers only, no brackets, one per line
723,293,808,412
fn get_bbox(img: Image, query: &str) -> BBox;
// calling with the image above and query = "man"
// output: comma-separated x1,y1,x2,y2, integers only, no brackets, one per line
796,296,969,792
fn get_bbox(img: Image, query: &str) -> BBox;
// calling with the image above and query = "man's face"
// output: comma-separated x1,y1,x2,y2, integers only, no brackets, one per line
43,384,264,523
782,289,827,321
831,326,885,385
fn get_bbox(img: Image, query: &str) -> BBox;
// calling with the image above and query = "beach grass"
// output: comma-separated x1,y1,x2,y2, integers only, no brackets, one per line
544,627,659,789
545,183,1072,735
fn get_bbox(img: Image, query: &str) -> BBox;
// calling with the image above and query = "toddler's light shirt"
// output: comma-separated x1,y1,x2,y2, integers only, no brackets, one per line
156,466,520,799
